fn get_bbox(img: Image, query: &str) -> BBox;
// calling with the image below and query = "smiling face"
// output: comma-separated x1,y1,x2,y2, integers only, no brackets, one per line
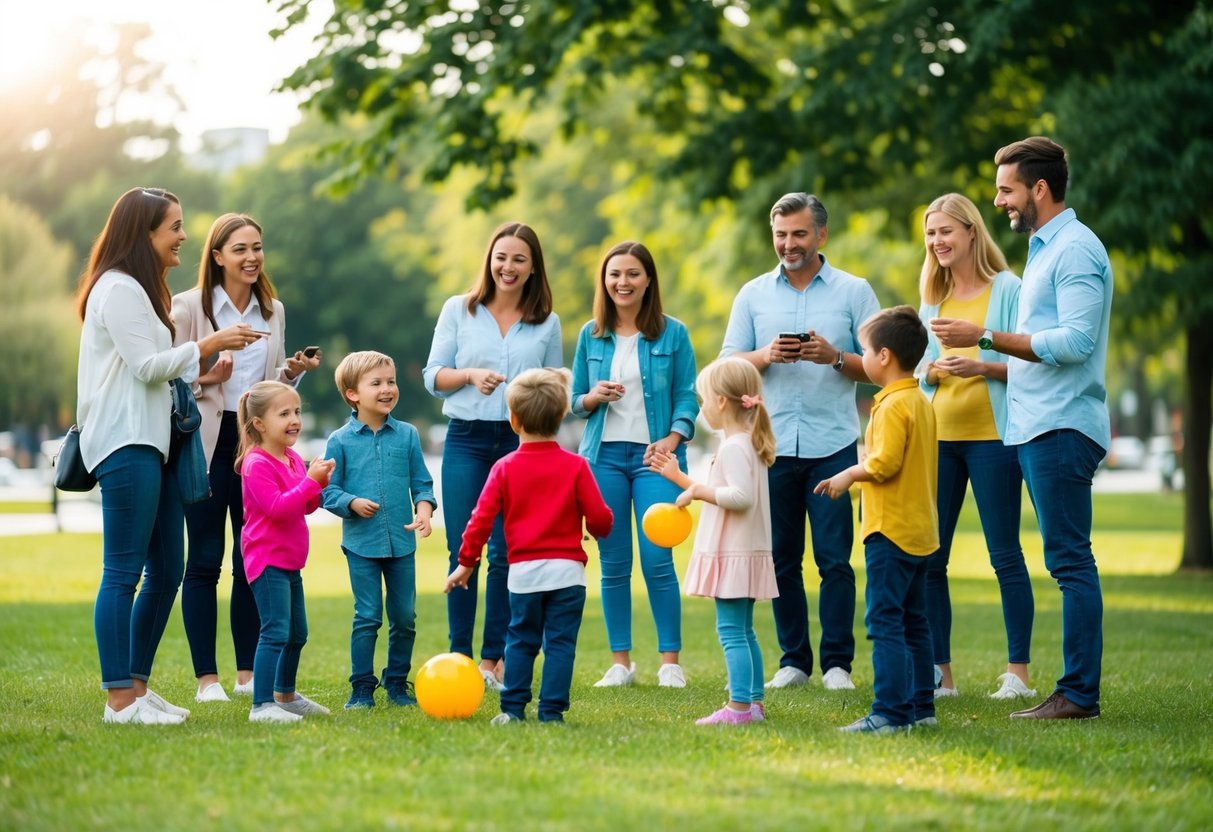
213,224,264,293
252,389,303,454
771,208,826,276
346,363,398,425
148,200,186,271
924,209,975,271
490,235,533,299
604,253,651,314
995,163,1039,234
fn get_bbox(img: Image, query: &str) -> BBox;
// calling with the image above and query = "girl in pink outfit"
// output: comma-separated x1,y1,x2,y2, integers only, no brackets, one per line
238,380,335,723
651,358,778,725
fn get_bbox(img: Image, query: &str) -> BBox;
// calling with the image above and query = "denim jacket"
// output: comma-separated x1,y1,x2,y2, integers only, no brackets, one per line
571,315,698,464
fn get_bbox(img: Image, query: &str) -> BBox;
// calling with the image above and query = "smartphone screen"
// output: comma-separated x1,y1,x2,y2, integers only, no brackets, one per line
303,346,320,358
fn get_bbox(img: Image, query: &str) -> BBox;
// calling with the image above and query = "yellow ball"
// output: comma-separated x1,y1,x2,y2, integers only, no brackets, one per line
641,502,693,548
415,652,485,719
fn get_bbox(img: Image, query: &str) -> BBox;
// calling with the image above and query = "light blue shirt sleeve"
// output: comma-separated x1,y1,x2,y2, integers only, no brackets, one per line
422,295,461,399
1030,264,1105,366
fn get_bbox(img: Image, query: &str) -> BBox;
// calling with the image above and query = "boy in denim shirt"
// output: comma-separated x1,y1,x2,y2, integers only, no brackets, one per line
323,351,436,708
815,306,938,733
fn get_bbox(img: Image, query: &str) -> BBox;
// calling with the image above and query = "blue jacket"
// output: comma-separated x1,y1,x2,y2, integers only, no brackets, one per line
571,315,698,464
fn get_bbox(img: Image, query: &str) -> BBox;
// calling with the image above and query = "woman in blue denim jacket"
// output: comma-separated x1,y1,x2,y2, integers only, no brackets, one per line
571,241,698,689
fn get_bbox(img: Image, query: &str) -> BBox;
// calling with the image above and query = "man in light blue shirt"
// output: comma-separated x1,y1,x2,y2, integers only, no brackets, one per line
721,193,880,691
932,137,1112,720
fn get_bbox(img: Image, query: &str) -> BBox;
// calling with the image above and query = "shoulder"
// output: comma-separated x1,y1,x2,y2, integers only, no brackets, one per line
171,287,203,307
390,417,422,442
439,294,469,317
270,297,286,317
660,314,689,337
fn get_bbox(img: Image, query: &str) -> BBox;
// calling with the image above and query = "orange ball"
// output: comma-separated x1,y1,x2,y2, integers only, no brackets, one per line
415,652,485,719
641,502,693,548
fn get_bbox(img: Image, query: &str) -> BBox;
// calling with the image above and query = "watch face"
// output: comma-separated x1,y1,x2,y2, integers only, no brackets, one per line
978,336,993,350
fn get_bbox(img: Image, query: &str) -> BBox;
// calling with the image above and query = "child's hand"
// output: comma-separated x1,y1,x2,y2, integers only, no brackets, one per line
307,457,335,486
675,486,694,508
649,448,680,480
444,564,473,593
350,498,380,518
814,471,852,500
405,504,433,538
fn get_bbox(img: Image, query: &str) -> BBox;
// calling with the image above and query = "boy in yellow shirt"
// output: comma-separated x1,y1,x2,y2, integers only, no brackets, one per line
816,305,938,733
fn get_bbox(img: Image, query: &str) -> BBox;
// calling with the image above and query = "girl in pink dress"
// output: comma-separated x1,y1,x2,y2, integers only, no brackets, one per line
651,357,778,725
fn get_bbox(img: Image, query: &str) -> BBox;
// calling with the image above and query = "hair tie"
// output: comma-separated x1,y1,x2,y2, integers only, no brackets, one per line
740,394,764,409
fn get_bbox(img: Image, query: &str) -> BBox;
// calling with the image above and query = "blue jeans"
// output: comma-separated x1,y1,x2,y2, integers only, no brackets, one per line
591,441,683,653
1018,430,1105,708
442,419,517,662
927,439,1033,665
94,445,186,689
181,412,259,678
767,446,858,675
500,585,586,722
345,549,416,688
249,566,308,706
864,534,934,726
715,598,764,705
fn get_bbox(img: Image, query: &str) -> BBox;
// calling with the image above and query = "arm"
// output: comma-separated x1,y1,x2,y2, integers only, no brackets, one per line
930,318,1038,362
445,465,505,592
665,322,699,443
711,441,756,512
576,461,614,539
423,298,505,396
320,435,359,517
649,449,717,507
1031,266,1108,366
104,281,200,384
404,431,436,538
243,455,324,522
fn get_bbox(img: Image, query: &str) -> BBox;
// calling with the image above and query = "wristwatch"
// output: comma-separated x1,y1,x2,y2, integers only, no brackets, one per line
977,329,994,350
832,350,846,371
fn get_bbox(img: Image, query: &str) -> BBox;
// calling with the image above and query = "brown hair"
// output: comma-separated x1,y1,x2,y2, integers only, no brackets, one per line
696,358,776,467
591,241,666,340
76,187,179,336
196,213,277,331
333,350,395,407
860,305,928,373
994,136,1069,201
919,193,1010,305
465,221,553,324
235,380,299,471
505,367,571,438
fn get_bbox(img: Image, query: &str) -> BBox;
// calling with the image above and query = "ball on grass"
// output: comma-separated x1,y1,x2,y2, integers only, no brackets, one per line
415,652,485,720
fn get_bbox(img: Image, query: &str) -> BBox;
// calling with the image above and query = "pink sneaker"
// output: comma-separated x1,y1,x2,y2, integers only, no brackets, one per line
695,705,754,725
750,702,766,722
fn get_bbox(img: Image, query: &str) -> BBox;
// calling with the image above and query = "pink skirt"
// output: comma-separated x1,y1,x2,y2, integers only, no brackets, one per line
684,549,778,600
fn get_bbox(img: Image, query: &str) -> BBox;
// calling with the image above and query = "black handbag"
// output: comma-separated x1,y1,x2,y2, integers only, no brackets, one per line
169,378,210,504
53,425,97,492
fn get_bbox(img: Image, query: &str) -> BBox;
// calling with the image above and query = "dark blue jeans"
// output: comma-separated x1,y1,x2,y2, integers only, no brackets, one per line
927,439,1033,665
442,419,517,662
500,585,586,722
345,549,416,688
864,533,934,726
767,446,858,675
94,444,186,689
1018,430,1105,708
249,566,308,706
182,412,259,678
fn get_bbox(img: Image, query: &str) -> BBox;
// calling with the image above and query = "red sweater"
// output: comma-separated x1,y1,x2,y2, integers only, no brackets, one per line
458,441,613,568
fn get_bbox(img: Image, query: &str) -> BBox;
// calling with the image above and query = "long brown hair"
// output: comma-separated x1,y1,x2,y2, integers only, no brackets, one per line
464,221,553,324
591,241,666,340
197,213,277,331
76,187,179,336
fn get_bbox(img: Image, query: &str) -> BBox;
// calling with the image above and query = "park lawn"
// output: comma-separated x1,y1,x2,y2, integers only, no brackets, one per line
1,491,1210,831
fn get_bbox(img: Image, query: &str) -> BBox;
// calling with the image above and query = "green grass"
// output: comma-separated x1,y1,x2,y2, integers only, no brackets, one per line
1,491,1210,831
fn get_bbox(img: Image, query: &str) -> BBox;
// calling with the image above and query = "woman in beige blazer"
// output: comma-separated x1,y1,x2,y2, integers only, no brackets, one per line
171,213,321,703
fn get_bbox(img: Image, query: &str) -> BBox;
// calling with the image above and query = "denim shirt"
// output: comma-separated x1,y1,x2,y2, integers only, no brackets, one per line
721,255,880,459
918,269,1021,440
1005,208,1113,450
422,294,564,422
321,413,436,558
571,316,699,464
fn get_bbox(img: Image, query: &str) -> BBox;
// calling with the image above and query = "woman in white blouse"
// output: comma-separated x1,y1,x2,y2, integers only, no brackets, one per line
171,214,320,703
77,188,258,724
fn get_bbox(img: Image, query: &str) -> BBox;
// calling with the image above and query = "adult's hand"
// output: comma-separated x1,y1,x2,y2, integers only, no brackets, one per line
197,352,233,385
285,348,322,380
930,318,981,349
766,334,803,365
467,368,506,396
802,331,839,365
198,324,260,358
933,356,987,378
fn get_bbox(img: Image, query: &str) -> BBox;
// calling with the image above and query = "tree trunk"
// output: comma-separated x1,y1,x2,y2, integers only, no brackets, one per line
1180,323,1213,570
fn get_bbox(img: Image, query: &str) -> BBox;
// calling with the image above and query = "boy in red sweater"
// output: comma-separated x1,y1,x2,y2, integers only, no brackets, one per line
446,368,613,724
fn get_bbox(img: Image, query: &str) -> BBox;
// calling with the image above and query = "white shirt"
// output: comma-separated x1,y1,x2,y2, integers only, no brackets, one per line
601,332,649,443
212,286,271,411
508,559,587,593
77,271,200,469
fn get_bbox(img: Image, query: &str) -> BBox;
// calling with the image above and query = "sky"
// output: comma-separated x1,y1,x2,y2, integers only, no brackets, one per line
0,0,332,150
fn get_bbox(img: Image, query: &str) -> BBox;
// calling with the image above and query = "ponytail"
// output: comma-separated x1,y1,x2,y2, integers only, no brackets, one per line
696,357,776,467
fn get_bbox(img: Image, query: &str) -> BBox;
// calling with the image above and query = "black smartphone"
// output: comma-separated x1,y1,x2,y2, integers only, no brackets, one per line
778,332,810,342
302,346,321,358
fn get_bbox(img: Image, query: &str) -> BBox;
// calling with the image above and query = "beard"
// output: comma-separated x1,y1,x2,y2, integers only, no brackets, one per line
1010,198,1039,234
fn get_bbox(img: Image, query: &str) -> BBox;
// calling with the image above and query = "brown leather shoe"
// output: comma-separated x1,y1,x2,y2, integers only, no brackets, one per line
1010,690,1100,720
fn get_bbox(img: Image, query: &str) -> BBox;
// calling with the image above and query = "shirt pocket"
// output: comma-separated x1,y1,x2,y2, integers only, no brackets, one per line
384,448,410,484
647,344,673,391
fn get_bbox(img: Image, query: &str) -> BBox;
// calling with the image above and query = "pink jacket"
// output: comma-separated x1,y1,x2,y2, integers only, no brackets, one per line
240,447,321,583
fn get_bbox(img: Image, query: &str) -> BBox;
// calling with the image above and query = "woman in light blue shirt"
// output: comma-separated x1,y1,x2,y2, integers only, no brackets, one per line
423,222,563,689
571,241,698,688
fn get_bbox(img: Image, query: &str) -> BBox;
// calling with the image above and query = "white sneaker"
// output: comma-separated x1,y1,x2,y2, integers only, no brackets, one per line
232,679,254,696
249,703,302,723
656,663,687,688
934,686,960,698
137,689,191,718
481,669,504,692
278,692,331,716
103,701,184,725
490,712,522,726
821,667,856,690
196,682,230,703
764,666,809,689
593,662,637,687
989,672,1037,700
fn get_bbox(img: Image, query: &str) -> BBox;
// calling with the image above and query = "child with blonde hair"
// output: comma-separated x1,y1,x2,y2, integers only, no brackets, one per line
651,357,778,725
237,380,334,723
445,368,613,724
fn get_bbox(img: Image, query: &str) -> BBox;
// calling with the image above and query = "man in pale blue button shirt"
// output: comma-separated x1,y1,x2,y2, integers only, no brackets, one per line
721,192,880,691
932,137,1111,720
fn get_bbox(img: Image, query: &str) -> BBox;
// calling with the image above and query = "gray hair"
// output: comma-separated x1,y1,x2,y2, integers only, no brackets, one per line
769,192,828,229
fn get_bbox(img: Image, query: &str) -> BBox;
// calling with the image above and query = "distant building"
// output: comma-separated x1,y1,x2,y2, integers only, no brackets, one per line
189,128,270,173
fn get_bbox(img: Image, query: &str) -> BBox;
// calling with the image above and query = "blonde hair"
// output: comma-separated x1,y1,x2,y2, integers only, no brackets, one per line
919,193,1010,305
696,358,776,467
333,350,395,407
235,380,298,471
505,367,571,438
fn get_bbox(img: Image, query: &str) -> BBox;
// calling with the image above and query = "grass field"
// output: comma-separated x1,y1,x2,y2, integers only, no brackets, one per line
1,490,1210,831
